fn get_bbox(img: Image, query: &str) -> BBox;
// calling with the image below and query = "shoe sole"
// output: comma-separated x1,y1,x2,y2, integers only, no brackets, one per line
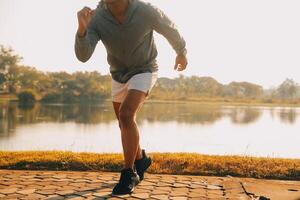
112,181,139,195
112,188,134,195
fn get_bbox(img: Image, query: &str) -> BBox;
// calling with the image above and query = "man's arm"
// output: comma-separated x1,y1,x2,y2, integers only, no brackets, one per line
74,7,101,63
148,3,188,71
149,4,187,56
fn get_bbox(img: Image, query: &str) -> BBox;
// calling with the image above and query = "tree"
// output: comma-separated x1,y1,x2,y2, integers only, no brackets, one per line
0,45,22,92
274,78,299,99
223,82,263,98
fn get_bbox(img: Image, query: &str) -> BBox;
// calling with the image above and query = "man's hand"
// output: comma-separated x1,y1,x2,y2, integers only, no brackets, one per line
174,54,188,71
77,7,95,37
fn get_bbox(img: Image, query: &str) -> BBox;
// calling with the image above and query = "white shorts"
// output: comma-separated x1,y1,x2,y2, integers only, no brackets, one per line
111,72,158,103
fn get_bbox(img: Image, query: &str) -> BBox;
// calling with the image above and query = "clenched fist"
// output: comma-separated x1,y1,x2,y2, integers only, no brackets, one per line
77,7,95,37
174,54,188,71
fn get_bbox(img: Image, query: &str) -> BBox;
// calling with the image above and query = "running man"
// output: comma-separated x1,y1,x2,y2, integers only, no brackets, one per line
75,0,188,195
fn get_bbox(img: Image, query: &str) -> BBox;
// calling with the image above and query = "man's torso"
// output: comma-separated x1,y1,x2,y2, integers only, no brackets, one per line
92,0,159,83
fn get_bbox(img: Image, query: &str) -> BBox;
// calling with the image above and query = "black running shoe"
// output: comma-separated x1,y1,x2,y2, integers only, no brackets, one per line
112,168,140,195
134,149,152,181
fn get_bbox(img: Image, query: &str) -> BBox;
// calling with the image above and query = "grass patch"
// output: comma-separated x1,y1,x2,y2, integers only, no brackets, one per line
0,151,299,180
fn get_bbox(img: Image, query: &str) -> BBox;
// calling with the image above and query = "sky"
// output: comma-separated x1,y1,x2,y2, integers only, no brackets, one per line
0,0,300,88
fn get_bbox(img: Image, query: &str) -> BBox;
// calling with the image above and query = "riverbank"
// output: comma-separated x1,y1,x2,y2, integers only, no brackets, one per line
2,94,300,107
0,94,17,103
1,151,299,180
146,98,300,107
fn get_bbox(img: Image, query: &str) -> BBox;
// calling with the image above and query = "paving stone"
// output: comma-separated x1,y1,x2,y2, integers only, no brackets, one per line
55,190,76,196
172,187,189,193
94,188,112,192
189,184,206,189
111,193,131,198
43,185,62,190
189,188,206,194
139,181,156,186
25,185,45,190
36,189,58,195
207,197,226,200
207,193,224,198
44,195,65,200
170,197,188,200
64,195,83,199
188,192,206,198
0,187,18,194
24,193,47,199
172,183,188,188
154,186,172,192
132,192,150,199
133,188,150,193
207,185,222,190
151,194,169,200
138,185,155,190
81,193,94,197
16,188,36,194
74,190,93,196
69,183,85,187
150,190,170,195
169,191,187,197
4,193,25,199
156,182,173,187
93,191,111,197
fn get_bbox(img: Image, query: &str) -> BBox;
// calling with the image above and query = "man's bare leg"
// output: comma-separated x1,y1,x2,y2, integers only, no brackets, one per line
112,90,146,167
112,102,143,161
113,102,143,161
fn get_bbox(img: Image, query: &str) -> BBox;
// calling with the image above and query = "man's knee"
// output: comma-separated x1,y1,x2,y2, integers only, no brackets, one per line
119,107,136,127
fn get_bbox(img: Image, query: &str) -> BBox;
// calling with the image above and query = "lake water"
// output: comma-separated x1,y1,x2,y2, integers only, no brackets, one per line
0,101,299,158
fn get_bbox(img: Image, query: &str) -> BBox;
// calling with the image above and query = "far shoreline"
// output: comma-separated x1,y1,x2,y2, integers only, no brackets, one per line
1,94,300,107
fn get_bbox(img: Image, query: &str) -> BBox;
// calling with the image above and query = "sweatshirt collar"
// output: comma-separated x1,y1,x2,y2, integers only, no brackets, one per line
101,0,138,25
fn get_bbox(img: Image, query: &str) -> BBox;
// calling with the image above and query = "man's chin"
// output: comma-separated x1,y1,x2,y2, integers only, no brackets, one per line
103,0,120,4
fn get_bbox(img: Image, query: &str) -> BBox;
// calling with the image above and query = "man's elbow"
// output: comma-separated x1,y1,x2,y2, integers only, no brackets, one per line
76,55,89,63
75,49,91,63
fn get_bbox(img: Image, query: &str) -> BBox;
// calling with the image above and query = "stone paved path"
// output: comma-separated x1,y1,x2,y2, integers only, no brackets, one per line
0,170,299,200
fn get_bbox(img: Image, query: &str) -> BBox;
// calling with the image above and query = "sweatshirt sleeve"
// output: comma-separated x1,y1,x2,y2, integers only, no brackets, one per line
148,3,187,55
74,15,101,63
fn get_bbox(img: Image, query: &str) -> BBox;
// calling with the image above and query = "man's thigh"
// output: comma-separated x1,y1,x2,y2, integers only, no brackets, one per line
119,89,147,115
112,102,121,120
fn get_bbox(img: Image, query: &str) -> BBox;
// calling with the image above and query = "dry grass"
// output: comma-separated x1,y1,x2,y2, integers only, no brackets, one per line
0,151,299,180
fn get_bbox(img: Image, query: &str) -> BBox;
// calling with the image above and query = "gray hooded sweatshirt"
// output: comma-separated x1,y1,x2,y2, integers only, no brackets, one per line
75,0,186,83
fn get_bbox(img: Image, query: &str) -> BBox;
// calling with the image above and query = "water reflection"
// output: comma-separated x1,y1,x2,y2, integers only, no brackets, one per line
1,102,300,158
229,107,261,124
0,102,299,136
278,108,297,124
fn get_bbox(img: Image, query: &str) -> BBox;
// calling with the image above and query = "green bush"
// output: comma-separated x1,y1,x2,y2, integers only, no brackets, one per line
17,90,36,104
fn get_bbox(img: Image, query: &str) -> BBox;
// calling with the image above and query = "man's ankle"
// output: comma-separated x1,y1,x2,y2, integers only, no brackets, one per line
123,166,134,170
135,151,143,161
